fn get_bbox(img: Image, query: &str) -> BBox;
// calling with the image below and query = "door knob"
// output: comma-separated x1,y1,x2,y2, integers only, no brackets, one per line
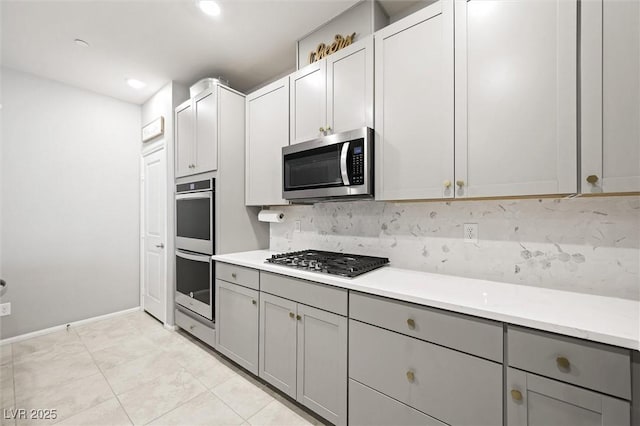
456,180,465,187
319,127,325,133
443,180,452,188
406,371,415,382
156,243,164,249
231,273,237,279
511,389,523,401
296,314,302,321
556,356,570,370
252,299,257,305
289,312,295,318
586,175,599,184
406,318,416,330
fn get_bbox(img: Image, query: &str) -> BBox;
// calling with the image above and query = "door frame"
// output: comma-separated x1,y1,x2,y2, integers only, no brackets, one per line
140,143,168,323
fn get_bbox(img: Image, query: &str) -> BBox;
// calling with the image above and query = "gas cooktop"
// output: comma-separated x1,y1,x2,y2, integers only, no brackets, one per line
266,250,389,278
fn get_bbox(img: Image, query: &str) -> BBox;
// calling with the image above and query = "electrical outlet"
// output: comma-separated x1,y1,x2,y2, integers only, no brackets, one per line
464,223,478,243
294,220,301,233
0,302,11,317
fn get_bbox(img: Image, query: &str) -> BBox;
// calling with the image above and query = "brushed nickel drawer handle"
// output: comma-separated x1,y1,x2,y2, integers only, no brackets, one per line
586,175,599,184
556,356,570,370
406,318,416,330
406,371,415,382
231,272,237,279
511,389,523,401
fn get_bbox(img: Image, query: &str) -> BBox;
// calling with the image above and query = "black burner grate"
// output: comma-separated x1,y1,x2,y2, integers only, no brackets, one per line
266,250,389,278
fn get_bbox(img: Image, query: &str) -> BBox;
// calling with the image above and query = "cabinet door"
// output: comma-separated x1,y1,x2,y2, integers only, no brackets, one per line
290,60,327,144
194,89,217,173
259,292,297,399
507,368,630,426
581,0,640,193
326,36,373,134
296,304,347,426
246,78,289,206
454,0,578,197
215,279,259,374
375,1,455,201
175,101,194,178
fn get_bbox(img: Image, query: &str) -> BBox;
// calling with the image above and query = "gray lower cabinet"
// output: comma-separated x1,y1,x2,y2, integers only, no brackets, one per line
507,367,630,426
349,319,502,426
259,291,347,426
215,279,259,374
259,292,297,398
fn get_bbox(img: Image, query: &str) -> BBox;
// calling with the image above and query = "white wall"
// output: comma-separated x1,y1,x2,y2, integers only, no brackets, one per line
271,196,640,300
0,68,141,339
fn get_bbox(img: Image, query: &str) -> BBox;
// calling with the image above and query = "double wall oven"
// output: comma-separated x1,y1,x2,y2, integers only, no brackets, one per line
175,178,215,321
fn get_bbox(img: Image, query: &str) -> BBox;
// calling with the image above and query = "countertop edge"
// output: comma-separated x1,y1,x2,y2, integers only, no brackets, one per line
213,252,640,351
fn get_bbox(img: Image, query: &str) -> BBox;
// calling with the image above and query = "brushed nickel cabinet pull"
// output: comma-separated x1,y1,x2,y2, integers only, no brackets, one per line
406,318,416,330
456,180,465,187
556,356,570,370
289,312,295,318
252,299,257,305
296,314,302,321
586,175,599,184
443,180,452,188
406,371,415,382
511,389,523,401
231,272,237,279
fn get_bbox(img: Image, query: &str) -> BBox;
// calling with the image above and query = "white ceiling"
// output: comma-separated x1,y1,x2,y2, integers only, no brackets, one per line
1,0,374,104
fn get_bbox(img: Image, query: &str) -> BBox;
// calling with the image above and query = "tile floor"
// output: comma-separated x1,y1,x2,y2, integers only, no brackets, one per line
0,311,325,426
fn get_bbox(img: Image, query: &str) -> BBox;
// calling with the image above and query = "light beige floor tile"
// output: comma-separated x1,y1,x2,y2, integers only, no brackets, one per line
1,407,17,426
127,312,162,333
55,398,131,426
247,400,314,426
14,350,100,400
1,364,15,408
118,369,205,425
187,355,237,390
91,337,161,371
74,315,138,337
0,345,12,366
145,328,191,348
16,373,114,426
12,330,79,360
102,352,180,395
148,391,243,426
266,391,326,426
212,376,274,419
13,341,86,367
78,325,142,353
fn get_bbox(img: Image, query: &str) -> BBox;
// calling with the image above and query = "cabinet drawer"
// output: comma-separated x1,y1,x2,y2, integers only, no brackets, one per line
260,272,347,316
216,262,259,290
350,292,503,362
349,320,502,426
175,309,216,348
508,325,631,400
349,379,446,426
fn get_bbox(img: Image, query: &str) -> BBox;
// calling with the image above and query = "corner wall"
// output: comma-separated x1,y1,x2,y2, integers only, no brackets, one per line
0,68,142,338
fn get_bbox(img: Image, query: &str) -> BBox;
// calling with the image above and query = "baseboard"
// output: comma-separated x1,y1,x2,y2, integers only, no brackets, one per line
0,306,142,345
163,323,178,331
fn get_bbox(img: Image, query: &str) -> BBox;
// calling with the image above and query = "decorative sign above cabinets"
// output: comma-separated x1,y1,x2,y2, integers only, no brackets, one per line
308,33,356,64
142,116,164,142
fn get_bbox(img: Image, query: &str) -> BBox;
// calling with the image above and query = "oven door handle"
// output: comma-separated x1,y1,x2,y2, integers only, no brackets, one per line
176,192,212,200
176,251,211,263
340,142,350,186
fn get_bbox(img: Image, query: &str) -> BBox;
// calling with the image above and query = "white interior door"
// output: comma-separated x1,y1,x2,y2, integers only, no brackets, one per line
142,148,166,322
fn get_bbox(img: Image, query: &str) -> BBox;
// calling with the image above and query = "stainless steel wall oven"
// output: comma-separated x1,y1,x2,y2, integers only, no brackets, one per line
175,178,215,321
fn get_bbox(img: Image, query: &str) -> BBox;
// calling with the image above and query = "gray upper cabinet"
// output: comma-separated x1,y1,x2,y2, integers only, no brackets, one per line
454,0,578,198
245,77,290,206
375,1,454,201
581,0,640,194
215,278,259,374
291,36,373,144
175,88,218,178
507,367,630,426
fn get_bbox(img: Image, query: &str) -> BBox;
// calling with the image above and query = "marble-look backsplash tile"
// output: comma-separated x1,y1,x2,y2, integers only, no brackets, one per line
270,196,640,300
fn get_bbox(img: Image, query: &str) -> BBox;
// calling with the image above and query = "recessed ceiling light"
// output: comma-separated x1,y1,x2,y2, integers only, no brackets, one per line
198,0,221,17
126,78,146,89
74,39,89,48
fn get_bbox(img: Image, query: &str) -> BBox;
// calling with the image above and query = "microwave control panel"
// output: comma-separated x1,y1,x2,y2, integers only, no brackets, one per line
350,140,365,185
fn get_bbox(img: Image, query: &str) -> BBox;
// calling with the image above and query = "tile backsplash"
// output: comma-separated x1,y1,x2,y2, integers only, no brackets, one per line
270,196,640,300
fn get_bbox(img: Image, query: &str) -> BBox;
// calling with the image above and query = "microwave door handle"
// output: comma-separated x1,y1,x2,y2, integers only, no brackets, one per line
340,142,350,186
176,251,211,263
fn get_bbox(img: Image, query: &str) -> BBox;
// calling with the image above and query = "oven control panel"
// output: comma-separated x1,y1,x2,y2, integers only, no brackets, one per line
350,140,365,185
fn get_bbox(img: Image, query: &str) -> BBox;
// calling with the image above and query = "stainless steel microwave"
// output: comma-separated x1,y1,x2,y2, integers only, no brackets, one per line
282,127,373,201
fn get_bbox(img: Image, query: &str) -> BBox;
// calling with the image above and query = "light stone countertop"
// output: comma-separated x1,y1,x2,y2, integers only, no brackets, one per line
212,250,639,351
